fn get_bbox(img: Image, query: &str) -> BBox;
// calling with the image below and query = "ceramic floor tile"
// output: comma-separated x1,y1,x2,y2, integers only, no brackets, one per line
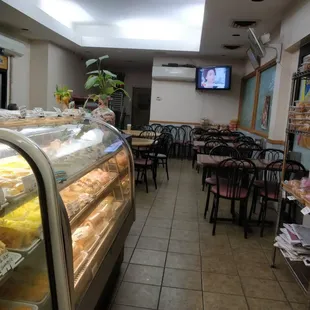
141,226,170,239
125,235,139,248
131,249,166,267
173,212,198,221
137,236,169,252
246,297,292,310
168,240,200,255
172,220,199,231
149,209,174,219
170,229,199,242
201,255,237,275
237,261,275,280
166,252,201,271
272,264,296,282
162,268,201,290
202,272,243,295
129,222,144,236
115,282,160,309
290,303,308,310
203,292,248,310
280,281,308,303
124,247,134,263
146,217,172,229
229,236,261,250
158,287,203,310
241,277,286,301
232,248,269,264
123,264,164,286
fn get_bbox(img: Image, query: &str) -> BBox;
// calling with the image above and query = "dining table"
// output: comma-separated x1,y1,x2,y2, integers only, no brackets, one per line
132,138,154,147
123,130,158,138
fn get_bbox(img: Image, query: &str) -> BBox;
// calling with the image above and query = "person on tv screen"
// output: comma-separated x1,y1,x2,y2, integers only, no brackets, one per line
201,67,217,89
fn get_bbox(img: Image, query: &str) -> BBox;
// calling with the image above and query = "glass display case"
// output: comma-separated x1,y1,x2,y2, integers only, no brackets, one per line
0,116,134,310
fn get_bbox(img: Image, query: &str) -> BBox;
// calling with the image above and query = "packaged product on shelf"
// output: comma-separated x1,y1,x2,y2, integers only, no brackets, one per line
72,225,96,251
97,196,115,220
115,151,128,168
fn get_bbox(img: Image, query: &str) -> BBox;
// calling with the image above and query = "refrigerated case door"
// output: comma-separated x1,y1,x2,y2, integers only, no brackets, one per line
0,130,72,310
0,117,134,308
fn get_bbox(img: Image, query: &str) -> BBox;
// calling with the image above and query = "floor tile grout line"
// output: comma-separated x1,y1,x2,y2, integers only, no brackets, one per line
156,160,182,310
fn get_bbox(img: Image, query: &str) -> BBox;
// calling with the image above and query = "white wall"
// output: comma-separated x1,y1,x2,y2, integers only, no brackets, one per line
29,41,49,109
46,43,87,110
151,57,244,124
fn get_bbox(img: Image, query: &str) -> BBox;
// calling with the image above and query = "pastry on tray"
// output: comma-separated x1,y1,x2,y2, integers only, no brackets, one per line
72,224,96,251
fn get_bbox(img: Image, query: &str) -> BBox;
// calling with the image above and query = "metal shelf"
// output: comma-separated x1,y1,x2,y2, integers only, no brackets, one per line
293,70,310,80
286,128,310,136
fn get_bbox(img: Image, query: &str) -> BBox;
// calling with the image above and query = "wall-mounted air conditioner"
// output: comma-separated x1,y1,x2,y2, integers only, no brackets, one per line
152,66,196,82
0,33,25,57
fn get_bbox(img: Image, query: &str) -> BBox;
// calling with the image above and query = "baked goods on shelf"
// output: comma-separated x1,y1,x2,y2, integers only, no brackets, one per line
72,225,96,251
0,267,49,302
0,197,41,249
115,151,128,168
0,305,33,310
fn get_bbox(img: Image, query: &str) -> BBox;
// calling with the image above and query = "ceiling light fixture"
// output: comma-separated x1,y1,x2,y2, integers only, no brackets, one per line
39,0,93,28
252,0,264,2
232,34,240,37
180,4,205,27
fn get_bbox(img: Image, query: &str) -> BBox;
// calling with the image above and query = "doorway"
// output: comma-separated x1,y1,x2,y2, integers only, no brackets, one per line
0,70,7,109
131,87,151,128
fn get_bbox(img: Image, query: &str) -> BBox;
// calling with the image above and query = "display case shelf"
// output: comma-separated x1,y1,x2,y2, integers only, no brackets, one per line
281,183,306,209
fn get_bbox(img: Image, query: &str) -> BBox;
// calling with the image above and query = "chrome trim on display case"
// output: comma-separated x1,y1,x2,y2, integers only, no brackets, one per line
0,129,72,310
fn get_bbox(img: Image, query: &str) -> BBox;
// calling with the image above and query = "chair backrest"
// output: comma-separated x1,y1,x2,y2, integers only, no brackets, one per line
181,125,192,142
216,158,257,199
230,131,244,137
204,135,225,143
256,148,284,161
210,145,240,158
205,128,219,134
158,132,174,155
263,160,307,200
150,123,161,130
219,128,232,136
235,136,255,143
204,141,228,154
139,130,156,139
198,134,213,141
176,127,186,143
237,142,263,159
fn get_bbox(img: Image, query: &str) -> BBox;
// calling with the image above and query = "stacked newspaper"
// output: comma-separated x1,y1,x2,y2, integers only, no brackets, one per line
274,223,310,266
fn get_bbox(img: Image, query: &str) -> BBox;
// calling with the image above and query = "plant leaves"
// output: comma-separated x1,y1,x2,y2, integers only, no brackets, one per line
85,59,97,67
115,88,131,99
99,55,109,61
102,70,117,78
86,70,100,75
85,75,99,89
99,94,109,100
105,87,115,95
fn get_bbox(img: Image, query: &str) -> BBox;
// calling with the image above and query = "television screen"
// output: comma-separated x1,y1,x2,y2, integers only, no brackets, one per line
196,66,232,90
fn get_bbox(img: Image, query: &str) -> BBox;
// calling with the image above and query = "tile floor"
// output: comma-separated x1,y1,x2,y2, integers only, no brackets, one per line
110,160,308,310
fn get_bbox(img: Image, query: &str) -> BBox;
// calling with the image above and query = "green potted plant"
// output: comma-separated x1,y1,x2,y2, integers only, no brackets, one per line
84,55,129,125
54,85,73,110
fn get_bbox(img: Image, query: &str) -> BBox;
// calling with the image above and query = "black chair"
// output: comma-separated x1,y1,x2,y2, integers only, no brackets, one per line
134,139,159,193
251,160,306,237
175,126,187,159
161,126,171,133
149,133,173,180
181,125,193,159
204,145,240,219
249,149,284,217
209,158,257,238
235,136,255,144
219,128,232,136
205,128,219,135
236,142,263,159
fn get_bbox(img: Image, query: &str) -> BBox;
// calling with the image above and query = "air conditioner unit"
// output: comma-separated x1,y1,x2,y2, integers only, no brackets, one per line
152,66,196,82
0,33,25,57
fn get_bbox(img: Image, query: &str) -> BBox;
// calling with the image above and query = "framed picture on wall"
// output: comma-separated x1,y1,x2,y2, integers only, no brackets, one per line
0,56,8,70
261,95,271,130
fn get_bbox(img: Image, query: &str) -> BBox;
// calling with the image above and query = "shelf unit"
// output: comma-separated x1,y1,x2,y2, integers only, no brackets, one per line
273,69,310,305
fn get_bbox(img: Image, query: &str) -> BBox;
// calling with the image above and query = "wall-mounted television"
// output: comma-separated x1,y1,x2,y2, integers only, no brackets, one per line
196,66,232,90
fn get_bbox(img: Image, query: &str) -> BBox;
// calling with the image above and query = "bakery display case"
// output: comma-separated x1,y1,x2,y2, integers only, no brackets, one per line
0,116,135,310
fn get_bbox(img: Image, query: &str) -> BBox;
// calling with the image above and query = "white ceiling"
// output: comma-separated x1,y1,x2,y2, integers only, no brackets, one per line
0,0,294,67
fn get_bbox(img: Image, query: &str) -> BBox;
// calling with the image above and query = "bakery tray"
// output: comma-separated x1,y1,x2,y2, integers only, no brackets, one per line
8,238,41,255
0,300,38,309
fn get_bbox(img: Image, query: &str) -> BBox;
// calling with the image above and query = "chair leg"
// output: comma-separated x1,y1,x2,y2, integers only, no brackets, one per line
152,166,157,190
209,195,216,223
192,150,197,168
212,196,220,236
165,157,169,181
204,185,211,219
242,200,248,239
249,188,257,221
144,169,148,193
260,199,267,237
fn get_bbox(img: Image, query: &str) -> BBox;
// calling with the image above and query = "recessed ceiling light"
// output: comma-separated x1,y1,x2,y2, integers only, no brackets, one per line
252,0,264,2
21,28,29,31
221,55,226,57
232,34,240,37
